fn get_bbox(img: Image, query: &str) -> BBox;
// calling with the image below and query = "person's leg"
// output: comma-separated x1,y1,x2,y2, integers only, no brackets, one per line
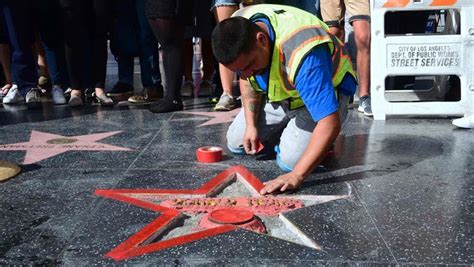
33,35,52,91
109,0,135,96
277,94,350,171
35,0,69,90
148,18,183,100
0,10,11,95
194,0,214,96
0,44,12,94
347,0,371,116
91,0,113,105
59,0,87,105
116,55,135,87
352,20,370,96
181,37,194,97
146,0,187,112
1,0,37,99
212,3,239,110
320,0,344,39
135,0,161,89
127,0,162,103
227,98,290,154
34,6,68,106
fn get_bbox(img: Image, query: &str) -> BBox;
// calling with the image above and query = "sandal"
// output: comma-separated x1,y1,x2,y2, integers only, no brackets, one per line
95,92,114,106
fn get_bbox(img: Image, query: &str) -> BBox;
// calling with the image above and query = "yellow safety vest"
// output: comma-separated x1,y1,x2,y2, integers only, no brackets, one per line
233,4,356,109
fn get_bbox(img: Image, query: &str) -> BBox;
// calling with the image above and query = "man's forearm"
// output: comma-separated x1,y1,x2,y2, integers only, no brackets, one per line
240,79,261,127
293,112,341,178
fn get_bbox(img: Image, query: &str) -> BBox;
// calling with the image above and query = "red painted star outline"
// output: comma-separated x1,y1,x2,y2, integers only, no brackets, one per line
95,166,350,261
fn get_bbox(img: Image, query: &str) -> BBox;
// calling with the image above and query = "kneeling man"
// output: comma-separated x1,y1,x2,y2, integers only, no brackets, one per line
211,4,357,194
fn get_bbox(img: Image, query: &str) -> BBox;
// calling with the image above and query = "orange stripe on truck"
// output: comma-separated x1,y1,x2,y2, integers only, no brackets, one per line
382,0,409,7
430,0,457,6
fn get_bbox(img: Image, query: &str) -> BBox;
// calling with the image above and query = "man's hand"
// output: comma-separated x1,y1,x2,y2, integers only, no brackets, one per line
260,171,305,195
243,125,259,155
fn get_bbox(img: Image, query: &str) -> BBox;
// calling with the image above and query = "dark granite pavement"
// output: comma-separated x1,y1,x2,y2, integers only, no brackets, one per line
0,56,472,266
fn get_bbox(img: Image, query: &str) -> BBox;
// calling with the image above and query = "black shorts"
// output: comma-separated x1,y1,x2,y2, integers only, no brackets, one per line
145,0,192,25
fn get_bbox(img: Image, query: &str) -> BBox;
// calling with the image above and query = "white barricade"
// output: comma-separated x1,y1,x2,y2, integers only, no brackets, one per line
370,0,474,120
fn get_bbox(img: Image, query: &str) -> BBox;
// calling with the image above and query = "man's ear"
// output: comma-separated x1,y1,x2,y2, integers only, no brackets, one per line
256,31,267,47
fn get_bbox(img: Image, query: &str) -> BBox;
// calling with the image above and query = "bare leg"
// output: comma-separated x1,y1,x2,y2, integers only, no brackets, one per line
352,20,370,98
0,44,12,94
33,37,50,80
328,26,344,41
213,6,238,97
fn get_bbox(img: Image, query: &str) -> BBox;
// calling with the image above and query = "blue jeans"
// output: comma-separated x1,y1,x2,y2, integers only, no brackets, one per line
115,0,161,88
0,0,37,96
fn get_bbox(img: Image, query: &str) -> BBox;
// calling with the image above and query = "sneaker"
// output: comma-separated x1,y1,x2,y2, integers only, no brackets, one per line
453,115,474,129
214,92,235,111
198,79,213,97
25,88,42,109
0,84,12,100
128,85,163,104
181,80,194,97
149,98,183,113
2,85,23,104
107,82,133,96
94,92,114,106
68,95,83,107
358,95,373,116
51,85,67,105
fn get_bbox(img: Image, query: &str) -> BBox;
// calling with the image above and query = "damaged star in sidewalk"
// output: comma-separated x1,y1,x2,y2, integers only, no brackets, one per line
95,165,351,261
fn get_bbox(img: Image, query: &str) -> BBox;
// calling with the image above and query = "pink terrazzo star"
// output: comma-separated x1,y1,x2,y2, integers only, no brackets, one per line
0,130,131,164
179,108,241,127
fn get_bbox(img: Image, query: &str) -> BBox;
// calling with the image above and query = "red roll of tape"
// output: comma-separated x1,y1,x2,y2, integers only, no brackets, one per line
196,146,223,163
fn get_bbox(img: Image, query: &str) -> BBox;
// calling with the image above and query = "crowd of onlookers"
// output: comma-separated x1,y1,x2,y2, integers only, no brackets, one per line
0,0,373,115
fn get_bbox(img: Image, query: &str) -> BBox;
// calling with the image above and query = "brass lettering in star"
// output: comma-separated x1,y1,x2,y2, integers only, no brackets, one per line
46,138,78,144
0,130,131,164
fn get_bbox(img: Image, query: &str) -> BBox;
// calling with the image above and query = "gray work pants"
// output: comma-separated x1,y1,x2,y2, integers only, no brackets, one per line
226,94,350,171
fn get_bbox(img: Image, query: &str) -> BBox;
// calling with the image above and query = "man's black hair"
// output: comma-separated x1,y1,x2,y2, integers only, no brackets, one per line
212,16,260,65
